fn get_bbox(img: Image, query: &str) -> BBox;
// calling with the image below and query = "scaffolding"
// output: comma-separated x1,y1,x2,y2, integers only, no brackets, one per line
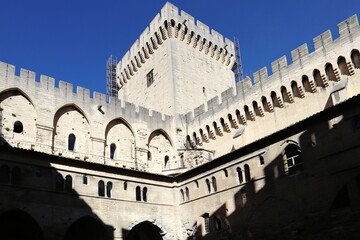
106,55,119,100
233,37,244,82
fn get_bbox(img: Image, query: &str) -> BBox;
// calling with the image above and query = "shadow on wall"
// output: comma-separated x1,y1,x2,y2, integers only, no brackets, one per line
0,133,114,240
188,97,360,240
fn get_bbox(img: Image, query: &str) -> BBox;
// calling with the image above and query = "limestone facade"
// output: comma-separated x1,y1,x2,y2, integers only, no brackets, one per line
1,2,360,240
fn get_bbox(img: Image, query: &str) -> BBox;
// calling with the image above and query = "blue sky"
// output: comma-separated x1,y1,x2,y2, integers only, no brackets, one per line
0,0,359,94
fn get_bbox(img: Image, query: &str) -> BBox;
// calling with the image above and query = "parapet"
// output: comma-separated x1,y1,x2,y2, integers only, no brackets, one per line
0,61,173,127
183,14,360,123
116,2,236,87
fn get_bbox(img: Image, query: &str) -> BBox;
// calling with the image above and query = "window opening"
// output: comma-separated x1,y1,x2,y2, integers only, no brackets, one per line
146,69,154,87
205,179,211,194
13,121,23,133
237,167,243,184
164,155,170,169
214,216,222,231
83,175,88,185
244,164,251,182
211,176,217,192
106,182,113,198
284,144,303,175
110,143,117,160
259,156,265,165
136,186,141,201
65,175,72,192
55,173,64,191
185,187,190,201
68,134,76,151
143,187,147,202
98,180,105,197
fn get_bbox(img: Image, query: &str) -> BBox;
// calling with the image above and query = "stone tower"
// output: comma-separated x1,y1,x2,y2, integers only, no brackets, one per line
116,2,236,117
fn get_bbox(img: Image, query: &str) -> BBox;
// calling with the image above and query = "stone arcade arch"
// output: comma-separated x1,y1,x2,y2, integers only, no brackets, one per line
148,129,174,173
64,216,111,240
105,118,135,162
126,220,165,240
0,209,43,240
0,88,37,145
53,104,90,155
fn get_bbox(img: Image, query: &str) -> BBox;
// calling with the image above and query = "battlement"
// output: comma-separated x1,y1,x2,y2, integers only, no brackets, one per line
184,14,360,123
0,61,173,125
116,2,236,87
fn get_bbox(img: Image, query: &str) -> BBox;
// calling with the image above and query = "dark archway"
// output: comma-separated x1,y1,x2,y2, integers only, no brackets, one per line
0,209,43,240
126,221,164,240
64,216,110,240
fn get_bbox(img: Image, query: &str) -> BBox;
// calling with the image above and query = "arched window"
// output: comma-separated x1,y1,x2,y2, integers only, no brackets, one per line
313,69,324,88
68,134,76,151
55,173,64,191
11,167,21,185
164,155,170,169
199,129,204,141
302,75,312,92
186,135,192,148
211,176,217,192
185,187,190,201
205,179,211,194
281,86,291,103
106,182,113,198
180,189,185,202
337,56,350,75
65,175,72,192
244,164,251,182
0,165,10,184
13,121,23,133
206,125,211,139
213,121,219,135
143,187,148,202
284,144,303,175
110,143,116,160
136,186,141,201
124,181,128,190
325,63,337,81
291,81,301,98
237,167,243,184
98,180,105,197
147,151,152,161
351,49,360,68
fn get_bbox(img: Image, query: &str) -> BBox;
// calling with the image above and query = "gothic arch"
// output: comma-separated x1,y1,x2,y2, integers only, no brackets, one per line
0,209,43,240
148,129,174,172
0,88,37,144
53,104,91,154
64,216,111,240
105,118,136,161
127,219,167,240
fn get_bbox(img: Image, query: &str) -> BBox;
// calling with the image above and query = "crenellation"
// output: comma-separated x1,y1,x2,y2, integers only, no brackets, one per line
19,68,36,84
180,10,195,25
39,75,55,90
76,86,90,100
58,80,74,96
161,2,179,18
196,20,210,35
291,43,309,63
207,96,219,111
313,30,333,51
271,55,288,73
221,87,234,102
338,15,359,37
194,104,205,117
253,67,268,85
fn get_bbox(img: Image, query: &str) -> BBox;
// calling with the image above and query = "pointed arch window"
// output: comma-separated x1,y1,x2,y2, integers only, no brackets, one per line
244,164,251,182
237,167,243,184
143,187,148,202
185,187,190,201
205,179,211,194
211,176,217,192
